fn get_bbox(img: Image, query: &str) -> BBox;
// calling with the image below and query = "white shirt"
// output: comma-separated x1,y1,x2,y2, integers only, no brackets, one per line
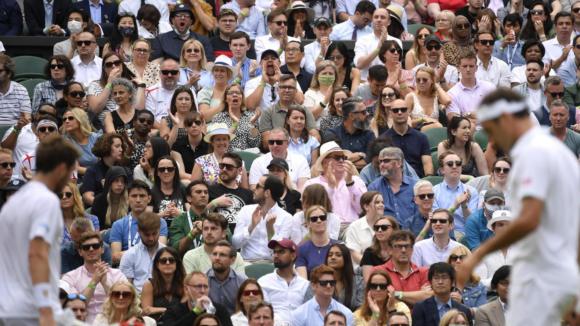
244,76,279,111
354,32,402,81
232,203,293,261
330,19,373,42
477,248,513,289
412,62,459,86
145,82,177,122
1,124,38,180
411,237,464,267
258,270,310,323
137,21,172,39
254,34,299,66
526,86,543,113
0,181,63,318
118,0,170,24
119,241,165,293
476,56,512,87
508,126,579,291
344,217,374,256
288,211,342,244
542,37,574,73
303,40,321,74
510,65,555,84
71,55,102,87
249,152,311,186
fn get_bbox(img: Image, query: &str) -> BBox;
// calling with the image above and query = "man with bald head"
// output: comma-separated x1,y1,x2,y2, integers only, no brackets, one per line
71,31,102,87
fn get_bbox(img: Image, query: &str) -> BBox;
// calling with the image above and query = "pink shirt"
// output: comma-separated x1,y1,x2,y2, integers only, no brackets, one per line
303,175,367,224
447,80,496,116
61,265,128,324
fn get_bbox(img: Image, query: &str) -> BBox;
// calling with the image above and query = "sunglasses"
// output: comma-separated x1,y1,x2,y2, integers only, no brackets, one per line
158,166,175,173
391,107,408,114
0,162,16,169
37,126,57,133
549,92,565,98
186,48,201,54
328,55,344,61
243,290,261,296
368,283,389,290
80,242,102,251
373,224,392,232
67,293,87,301
104,60,122,68
416,34,430,39
219,163,238,171
76,40,94,46
50,63,65,70
456,23,470,30
59,191,73,199
159,257,176,265
417,193,435,200
111,291,133,299
328,155,348,161
388,48,402,54
138,117,154,125
273,20,287,26
426,44,442,51
382,92,396,99
133,48,149,53
310,214,327,223
318,280,336,287
69,91,85,98
449,254,467,261
445,160,462,167
430,218,449,224
268,139,286,145
416,77,430,84
478,39,495,46
573,7,580,13
493,167,510,174
63,116,76,122
530,9,544,15
575,44,580,49
161,69,179,76
379,158,398,164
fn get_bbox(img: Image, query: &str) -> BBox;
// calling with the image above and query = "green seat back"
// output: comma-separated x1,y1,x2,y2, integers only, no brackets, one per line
474,131,489,151
0,125,12,139
407,24,436,36
431,151,440,172
234,151,260,171
422,175,443,186
423,127,448,152
245,263,275,279
13,56,49,82
19,78,46,100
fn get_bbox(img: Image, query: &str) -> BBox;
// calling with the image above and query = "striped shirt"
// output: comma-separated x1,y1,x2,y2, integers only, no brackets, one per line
0,81,31,125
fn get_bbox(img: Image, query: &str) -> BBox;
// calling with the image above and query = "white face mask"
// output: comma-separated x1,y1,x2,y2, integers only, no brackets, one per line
67,20,83,34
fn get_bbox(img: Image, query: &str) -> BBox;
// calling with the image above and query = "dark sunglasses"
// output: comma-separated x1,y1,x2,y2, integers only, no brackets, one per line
416,77,430,84
80,242,102,251
161,69,179,76
159,257,176,265
69,91,86,98
328,154,348,161
575,44,580,49
456,23,470,30
67,293,87,301
391,107,408,114
478,39,495,46
111,291,133,299
426,44,442,51
104,60,122,68
273,20,287,26
430,218,449,224
158,166,176,173
0,162,16,169
493,167,510,174
243,290,261,296
388,48,402,54
549,92,565,98
310,214,327,223
373,224,393,232
187,120,203,127
417,193,435,200
445,160,462,167
416,34,430,39
368,282,389,290
530,9,544,15
138,118,154,125
318,280,336,287
63,116,76,122
37,126,57,133
76,40,94,46
328,55,344,61
573,7,580,13
58,191,73,199
50,64,65,70
449,254,467,261
379,158,397,164
268,139,286,145
219,163,238,171
185,48,201,54
382,92,396,99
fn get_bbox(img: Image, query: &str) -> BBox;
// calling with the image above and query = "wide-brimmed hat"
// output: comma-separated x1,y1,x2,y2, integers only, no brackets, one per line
212,55,235,75
387,5,404,23
313,141,351,173
203,123,235,143
285,1,315,23
487,210,512,231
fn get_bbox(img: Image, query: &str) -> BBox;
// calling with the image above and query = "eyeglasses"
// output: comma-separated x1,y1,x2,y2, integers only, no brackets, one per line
417,193,435,200
111,291,133,299
449,254,467,261
138,117,154,125
530,9,544,15
219,163,238,171
285,47,301,53
373,224,393,232
478,39,495,46
327,55,344,61
318,280,336,287
37,126,56,133
328,155,348,161
268,139,286,145
187,283,209,290
445,160,462,167
243,290,261,296
69,91,85,98
309,214,327,223
426,44,442,51
416,77,430,84
159,257,176,265
185,48,201,54
76,40,94,47
0,162,16,169
50,63,65,70
133,48,149,53
430,218,449,224
58,191,73,199
80,242,102,251
388,48,402,55
493,167,510,174
392,243,412,250
391,107,408,114
368,282,389,290
161,69,179,76
456,23,470,30
379,157,397,164
227,90,242,96
158,166,176,173
382,92,396,99
273,20,287,26
104,60,122,68
549,92,565,98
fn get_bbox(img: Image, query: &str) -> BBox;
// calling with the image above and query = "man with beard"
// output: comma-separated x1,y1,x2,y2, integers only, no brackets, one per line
380,99,433,178
150,4,214,62
233,175,293,261
208,153,254,226
119,212,165,292
170,180,210,255
183,213,246,274
258,239,309,325
463,189,506,251
512,59,545,113
323,97,375,170
146,58,182,123
206,240,247,315
0,135,79,326
411,209,463,267
369,147,418,227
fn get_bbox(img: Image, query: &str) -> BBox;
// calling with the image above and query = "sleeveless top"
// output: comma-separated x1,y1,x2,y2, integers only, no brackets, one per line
411,93,439,120
111,109,135,134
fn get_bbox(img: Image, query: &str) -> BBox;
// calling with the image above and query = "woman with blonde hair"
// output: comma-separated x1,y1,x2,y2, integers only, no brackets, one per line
60,181,99,244
439,309,469,326
179,39,212,91
434,10,455,42
62,108,99,175
198,55,235,121
93,281,156,325
370,85,399,137
447,246,487,308
405,26,433,69
405,66,449,131
304,60,339,121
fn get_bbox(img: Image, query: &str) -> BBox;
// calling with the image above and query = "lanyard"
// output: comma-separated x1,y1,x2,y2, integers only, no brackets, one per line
506,43,519,68
187,210,194,231
127,214,140,249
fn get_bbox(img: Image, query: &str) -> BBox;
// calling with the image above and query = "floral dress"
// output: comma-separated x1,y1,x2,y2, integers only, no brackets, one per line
195,153,243,185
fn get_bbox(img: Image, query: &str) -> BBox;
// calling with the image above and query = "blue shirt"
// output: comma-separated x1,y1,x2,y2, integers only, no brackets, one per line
109,214,168,250
329,19,372,41
381,127,431,178
324,124,375,155
178,67,213,89
291,297,354,326
360,161,419,185
368,174,418,227
463,209,493,251
295,239,338,276
461,282,488,308
558,55,579,88
231,57,255,88
492,40,525,70
289,136,320,165
435,296,453,319
89,0,103,24
432,180,479,234
221,1,266,39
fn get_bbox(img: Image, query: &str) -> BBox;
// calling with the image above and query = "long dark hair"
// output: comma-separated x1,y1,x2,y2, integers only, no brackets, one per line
45,55,75,81
147,136,171,167
520,1,553,41
325,243,355,310
151,247,185,299
284,105,309,143
444,116,473,160
153,155,181,192
325,42,351,69
170,86,198,115
234,279,264,315
109,13,139,51
99,52,135,87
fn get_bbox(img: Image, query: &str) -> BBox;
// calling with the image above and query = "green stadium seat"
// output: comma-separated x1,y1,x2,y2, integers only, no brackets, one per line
431,151,439,172
423,127,447,152
235,151,260,171
0,125,12,139
407,24,436,36
245,263,274,279
422,175,443,186
474,130,489,151
13,56,48,82
19,78,46,100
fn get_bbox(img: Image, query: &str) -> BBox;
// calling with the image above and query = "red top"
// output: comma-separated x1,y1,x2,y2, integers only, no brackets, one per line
373,259,429,292
427,0,467,13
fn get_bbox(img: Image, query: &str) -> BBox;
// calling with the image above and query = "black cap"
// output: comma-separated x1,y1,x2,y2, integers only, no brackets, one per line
424,35,442,45
267,158,289,171
260,49,280,61
171,4,193,18
314,17,332,27
2,179,26,192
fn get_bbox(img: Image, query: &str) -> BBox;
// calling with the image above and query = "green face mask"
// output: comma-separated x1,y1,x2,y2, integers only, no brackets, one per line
318,75,335,86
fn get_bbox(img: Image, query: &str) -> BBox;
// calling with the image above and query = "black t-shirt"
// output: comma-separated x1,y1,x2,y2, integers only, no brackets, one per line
152,184,188,225
279,189,302,215
171,137,210,173
360,247,388,267
208,183,254,224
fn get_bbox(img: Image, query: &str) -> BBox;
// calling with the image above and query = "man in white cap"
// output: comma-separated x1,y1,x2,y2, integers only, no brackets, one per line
478,209,513,288
456,88,580,325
